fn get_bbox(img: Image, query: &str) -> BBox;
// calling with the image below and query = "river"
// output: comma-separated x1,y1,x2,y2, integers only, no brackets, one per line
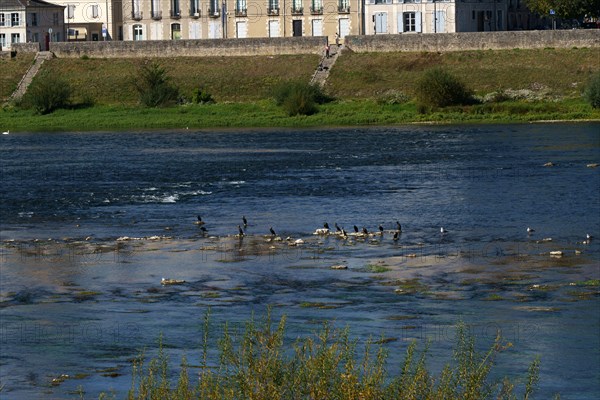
1,124,599,399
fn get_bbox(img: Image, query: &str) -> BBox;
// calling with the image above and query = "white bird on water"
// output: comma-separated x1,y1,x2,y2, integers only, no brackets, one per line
440,227,448,234
2,130,8,135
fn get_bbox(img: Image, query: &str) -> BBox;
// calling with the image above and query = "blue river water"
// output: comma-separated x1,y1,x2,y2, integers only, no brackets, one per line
0,124,599,399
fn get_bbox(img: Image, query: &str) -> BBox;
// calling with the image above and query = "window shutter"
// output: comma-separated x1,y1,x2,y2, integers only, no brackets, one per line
398,13,404,33
416,11,422,32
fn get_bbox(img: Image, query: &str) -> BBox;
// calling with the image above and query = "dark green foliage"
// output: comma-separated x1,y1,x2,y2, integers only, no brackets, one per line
273,81,333,116
584,71,600,108
191,87,214,104
134,62,179,107
23,72,72,114
415,68,475,109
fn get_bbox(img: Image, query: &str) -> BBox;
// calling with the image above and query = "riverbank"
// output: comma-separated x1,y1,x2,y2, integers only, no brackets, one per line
1,48,599,131
2,99,599,132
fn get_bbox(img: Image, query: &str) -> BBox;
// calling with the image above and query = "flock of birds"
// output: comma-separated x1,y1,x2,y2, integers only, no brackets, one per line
195,215,408,241
192,215,594,244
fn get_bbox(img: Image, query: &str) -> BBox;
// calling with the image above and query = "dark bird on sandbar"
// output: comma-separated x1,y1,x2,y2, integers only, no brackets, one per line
238,225,245,236
396,221,402,232
354,225,359,233
342,228,348,237
200,226,208,233
324,222,330,230
335,223,342,232
393,231,399,241
379,224,384,234
362,227,369,235
195,215,205,225
242,216,248,227
270,227,276,236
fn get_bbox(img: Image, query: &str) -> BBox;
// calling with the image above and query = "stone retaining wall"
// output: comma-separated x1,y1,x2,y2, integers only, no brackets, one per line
49,37,327,58
10,43,41,53
345,30,600,52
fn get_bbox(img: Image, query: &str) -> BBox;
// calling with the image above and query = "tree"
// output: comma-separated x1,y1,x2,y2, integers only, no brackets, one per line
134,62,179,107
526,0,600,20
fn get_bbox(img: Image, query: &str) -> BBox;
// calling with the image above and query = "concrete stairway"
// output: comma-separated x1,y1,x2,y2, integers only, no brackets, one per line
9,51,53,102
310,45,343,87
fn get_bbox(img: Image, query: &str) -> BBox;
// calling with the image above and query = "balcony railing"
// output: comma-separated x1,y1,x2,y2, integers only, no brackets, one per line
310,6,323,15
131,11,143,20
208,7,220,17
190,9,201,18
338,5,350,13
291,6,303,15
151,10,162,20
267,7,280,15
235,8,247,17
170,9,181,19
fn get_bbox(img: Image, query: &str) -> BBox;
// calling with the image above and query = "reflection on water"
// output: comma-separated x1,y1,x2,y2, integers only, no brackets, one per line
0,124,599,399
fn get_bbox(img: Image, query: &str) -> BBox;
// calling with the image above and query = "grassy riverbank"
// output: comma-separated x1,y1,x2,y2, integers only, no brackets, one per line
1,98,598,132
1,48,599,130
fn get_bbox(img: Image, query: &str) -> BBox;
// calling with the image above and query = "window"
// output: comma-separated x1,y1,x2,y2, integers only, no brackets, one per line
92,5,99,18
399,11,421,33
152,0,161,19
338,0,349,12
190,0,200,15
268,0,279,13
236,0,247,15
132,0,142,19
171,23,181,39
30,13,38,26
67,5,75,19
172,0,181,16
53,12,59,25
292,0,303,13
11,13,20,27
11,33,21,43
0,14,5,27
311,0,323,14
497,10,503,30
133,24,143,40
209,0,219,15
0,34,6,48
404,12,416,32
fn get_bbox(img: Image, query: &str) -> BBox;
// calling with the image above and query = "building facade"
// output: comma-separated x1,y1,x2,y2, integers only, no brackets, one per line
0,0,65,50
364,0,511,35
121,0,360,42
50,1,123,41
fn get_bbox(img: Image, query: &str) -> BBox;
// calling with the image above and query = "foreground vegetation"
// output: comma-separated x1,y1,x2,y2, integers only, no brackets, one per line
1,48,599,130
121,311,541,400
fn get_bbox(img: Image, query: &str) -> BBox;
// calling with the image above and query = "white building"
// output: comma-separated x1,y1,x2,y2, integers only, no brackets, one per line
0,0,65,50
50,1,123,41
364,0,509,35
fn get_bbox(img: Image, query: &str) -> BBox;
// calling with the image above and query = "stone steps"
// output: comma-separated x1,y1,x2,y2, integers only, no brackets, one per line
9,51,53,102
310,45,342,87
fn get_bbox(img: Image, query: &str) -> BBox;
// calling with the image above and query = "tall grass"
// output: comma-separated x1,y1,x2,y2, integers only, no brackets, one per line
124,309,541,400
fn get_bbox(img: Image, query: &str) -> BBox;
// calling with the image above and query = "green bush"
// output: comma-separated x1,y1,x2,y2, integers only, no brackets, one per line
273,81,333,116
191,87,214,104
415,68,474,109
23,72,72,114
134,62,179,107
584,72,600,109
